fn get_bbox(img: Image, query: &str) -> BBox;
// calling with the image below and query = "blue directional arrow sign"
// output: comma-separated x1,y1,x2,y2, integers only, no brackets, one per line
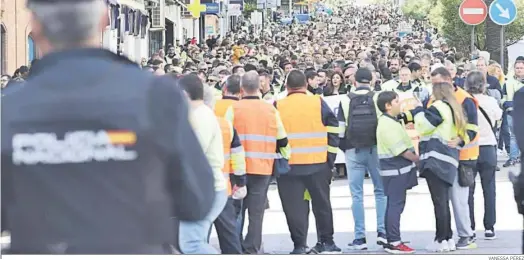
489,0,517,26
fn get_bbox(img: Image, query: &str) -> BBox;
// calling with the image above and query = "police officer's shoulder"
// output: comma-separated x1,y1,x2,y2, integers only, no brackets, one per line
147,74,182,101
516,86,524,96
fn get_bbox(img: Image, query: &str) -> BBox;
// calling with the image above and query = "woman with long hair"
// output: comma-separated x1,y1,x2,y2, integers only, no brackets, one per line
323,71,348,96
404,82,467,252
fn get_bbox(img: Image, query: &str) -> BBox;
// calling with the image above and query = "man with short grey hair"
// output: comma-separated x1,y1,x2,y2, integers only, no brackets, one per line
1,0,216,254
240,71,261,94
476,57,503,99
224,70,291,254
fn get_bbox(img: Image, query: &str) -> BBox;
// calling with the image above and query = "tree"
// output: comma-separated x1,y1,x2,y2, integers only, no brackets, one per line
427,0,444,30
401,0,432,20
485,0,524,71
484,0,503,68
437,0,524,70
242,0,257,16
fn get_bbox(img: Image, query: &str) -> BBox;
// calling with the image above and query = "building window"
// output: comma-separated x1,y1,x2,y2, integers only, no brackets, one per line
149,30,163,56
28,34,37,64
1,24,6,75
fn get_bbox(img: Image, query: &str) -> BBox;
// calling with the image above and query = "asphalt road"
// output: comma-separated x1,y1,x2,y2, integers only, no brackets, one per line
210,154,523,254
1,154,521,254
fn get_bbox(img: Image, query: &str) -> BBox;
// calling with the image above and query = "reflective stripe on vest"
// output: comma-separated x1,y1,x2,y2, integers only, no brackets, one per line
380,162,417,177
277,94,327,165
418,101,460,174
379,147,417,177
238,134,277,142
232,99,278,175
427,87,479,161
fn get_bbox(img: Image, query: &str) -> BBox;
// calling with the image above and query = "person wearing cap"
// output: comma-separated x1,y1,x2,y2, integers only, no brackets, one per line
207,74,222,101
1,0,216,254
500,57,524,167
337,67,387,250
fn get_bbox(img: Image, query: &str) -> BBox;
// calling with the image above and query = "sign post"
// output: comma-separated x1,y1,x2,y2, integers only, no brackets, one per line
459,0,488,54
489,0,517,70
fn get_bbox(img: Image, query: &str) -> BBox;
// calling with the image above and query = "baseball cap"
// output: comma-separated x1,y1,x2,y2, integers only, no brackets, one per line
355,68,373,84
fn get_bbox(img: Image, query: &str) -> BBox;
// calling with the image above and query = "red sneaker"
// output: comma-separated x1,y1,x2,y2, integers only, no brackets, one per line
385,243,415,254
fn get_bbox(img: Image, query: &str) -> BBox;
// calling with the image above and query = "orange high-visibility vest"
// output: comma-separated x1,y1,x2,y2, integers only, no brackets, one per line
218,117,233,195
428,87,479,161
215,98,237,117
277,94,327,165
231,99,277,175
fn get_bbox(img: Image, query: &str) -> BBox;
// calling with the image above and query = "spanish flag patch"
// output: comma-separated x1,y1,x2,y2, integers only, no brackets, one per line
106,130,137,145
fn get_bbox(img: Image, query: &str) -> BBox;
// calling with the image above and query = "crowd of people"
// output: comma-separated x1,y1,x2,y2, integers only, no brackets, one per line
2,0,524,255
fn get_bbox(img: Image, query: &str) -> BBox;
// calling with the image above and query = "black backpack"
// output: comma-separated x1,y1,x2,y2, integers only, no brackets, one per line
346,91,378,148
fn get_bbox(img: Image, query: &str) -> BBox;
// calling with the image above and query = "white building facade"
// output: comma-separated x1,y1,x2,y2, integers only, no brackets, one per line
102,0,150,63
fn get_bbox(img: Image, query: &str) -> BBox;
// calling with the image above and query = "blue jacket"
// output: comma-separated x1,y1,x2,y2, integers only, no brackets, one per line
486,74,503,96
1,48,215,252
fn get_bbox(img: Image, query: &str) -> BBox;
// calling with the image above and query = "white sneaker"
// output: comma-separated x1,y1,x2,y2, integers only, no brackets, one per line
426,241,450,252
1,232,10,251
447,239,456,251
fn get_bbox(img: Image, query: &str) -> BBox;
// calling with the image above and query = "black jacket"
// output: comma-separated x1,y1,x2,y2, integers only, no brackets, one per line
1,48,215,253
512,87,524,217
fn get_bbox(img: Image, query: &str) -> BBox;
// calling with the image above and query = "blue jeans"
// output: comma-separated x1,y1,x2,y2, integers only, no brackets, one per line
507,113,521,160
179,189,228,254
345,146,387,239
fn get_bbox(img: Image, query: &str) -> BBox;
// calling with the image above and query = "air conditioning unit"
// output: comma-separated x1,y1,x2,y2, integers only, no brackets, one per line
145,0,160,9
181,0,194,18
150,0,165,30
182,10,192,17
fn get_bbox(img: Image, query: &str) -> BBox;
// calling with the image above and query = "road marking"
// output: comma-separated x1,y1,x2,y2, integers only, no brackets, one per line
463,8,485,15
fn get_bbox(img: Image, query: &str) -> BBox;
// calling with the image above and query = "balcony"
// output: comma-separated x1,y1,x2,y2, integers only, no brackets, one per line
166,0,187,6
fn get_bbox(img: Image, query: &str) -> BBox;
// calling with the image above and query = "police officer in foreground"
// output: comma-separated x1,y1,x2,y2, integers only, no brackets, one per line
512,82,524,253
1,0,215,254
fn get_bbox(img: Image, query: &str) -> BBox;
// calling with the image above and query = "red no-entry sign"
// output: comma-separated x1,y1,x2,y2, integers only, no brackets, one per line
459,0,488,25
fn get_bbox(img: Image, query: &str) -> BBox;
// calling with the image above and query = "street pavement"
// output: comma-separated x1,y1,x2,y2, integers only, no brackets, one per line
210,154,523,254
1,155,521,254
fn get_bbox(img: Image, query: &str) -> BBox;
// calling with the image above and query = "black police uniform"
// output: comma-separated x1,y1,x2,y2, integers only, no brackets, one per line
513,87,524,253
1,46,216,253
